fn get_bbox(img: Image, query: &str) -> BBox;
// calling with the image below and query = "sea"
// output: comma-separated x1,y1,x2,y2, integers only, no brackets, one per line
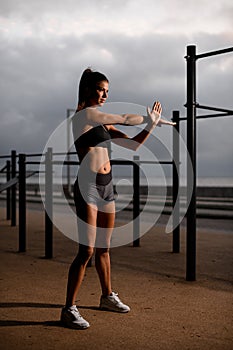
0,174,232,188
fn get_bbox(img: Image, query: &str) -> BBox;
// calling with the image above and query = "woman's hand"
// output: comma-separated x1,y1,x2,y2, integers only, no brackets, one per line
147,101,162,126
147,101,176,127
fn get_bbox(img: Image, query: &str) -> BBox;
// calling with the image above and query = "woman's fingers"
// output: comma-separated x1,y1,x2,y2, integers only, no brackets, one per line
159,118,176,126
152,101,162,115
147,104,161,125
150,102,176,127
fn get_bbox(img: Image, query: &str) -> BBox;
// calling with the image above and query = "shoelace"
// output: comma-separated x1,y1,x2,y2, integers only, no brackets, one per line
70,308,82,318
111,292,121,303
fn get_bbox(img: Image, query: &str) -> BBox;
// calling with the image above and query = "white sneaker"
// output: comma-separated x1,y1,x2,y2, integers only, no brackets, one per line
100,292,130,313
61,306,90,329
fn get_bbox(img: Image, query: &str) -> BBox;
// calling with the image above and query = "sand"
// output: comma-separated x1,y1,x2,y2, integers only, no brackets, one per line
0,207,233,350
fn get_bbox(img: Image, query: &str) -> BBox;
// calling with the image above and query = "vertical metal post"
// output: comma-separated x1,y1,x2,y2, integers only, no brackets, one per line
186,45,197,281
133,155,140,247
18,154,26,252
172,111,180,253
11,150,17,226
6,160,11,220
45,147,53,259
66,109,71,194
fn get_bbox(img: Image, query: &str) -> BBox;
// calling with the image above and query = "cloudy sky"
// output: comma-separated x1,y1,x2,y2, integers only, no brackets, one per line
0,0,233,178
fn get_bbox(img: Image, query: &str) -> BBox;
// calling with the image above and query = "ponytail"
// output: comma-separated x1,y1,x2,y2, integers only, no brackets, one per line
76,68,109,111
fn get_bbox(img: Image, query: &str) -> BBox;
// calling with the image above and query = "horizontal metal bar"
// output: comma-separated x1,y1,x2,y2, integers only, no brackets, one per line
196,113,233,120
140,160,173,165
177,112,232,121
53,160,137,166
51,160,174,166
52,152,77,156
0,155,11,159
196,104,233,114
42,160,135,166
196,47,233,59
52,161,80,165
26,153,45,157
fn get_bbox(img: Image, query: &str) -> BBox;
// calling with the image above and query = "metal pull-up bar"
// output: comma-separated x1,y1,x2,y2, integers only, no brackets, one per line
186,45,197,281
185,44,233,281
196,47,233,60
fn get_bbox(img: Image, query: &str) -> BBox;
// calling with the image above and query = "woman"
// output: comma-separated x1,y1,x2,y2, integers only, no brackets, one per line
61,68,175,329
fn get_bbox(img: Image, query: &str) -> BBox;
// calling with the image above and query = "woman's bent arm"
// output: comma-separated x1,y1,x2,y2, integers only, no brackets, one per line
108,122,156,151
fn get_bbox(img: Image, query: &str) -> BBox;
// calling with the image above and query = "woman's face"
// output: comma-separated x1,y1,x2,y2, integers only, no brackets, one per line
89,80,109,107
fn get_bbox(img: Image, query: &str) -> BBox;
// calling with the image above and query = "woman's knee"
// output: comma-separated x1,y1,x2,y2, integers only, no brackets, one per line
95,247,109,258
78,245,94,263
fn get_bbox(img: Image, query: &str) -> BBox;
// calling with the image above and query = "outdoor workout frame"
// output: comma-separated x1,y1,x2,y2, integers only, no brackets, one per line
185,45,233,281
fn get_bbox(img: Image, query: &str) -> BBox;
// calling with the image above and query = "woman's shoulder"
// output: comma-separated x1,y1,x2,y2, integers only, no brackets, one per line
73,106,98,118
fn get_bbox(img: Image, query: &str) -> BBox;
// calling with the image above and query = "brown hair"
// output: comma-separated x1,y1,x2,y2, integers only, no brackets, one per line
77,68,109,111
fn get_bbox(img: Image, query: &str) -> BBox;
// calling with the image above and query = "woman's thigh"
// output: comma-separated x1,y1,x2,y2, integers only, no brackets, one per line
96,201,115,248
77,203,98,247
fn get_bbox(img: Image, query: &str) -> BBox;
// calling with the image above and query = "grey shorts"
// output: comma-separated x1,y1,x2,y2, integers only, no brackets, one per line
73,170,115,218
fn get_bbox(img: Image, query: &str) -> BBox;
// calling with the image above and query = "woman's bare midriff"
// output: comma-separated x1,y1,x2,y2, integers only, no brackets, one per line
78,146,111,174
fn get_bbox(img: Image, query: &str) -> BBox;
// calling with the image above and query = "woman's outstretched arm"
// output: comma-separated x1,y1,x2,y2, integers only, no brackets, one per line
85,102,162,126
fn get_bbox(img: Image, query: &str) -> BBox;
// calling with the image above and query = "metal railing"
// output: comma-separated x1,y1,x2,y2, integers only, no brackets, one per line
0,119,180,260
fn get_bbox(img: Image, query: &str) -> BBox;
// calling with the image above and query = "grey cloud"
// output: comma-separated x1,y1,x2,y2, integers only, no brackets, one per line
0,30,232,176
0,0,132,19
0,0,75,17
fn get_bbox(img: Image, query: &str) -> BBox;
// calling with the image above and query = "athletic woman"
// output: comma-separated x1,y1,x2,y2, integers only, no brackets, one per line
61,68,175,329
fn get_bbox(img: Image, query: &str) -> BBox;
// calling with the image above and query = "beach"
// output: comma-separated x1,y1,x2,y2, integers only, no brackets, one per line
0,205,233,350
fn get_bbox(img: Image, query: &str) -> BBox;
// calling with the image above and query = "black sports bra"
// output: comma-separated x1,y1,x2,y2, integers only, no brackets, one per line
74,124,111,151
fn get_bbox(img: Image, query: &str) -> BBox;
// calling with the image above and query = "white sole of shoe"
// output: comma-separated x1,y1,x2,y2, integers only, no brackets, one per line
99,306,130,313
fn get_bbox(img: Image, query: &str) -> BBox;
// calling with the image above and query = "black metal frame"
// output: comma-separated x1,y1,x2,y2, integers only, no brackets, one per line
184,45,233,281
1,148,178,259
